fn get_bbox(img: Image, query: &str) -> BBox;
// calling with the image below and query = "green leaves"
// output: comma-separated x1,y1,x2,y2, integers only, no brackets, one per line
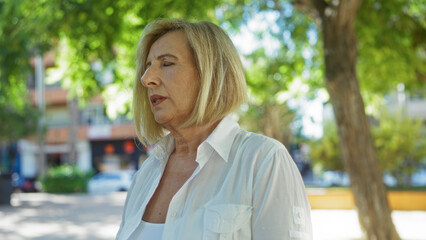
0,0,222,126
356,0,426,94
39,164,94,193
0,102,40,142
1,0,425,146
220,0,425,111
308,120,344,173
372,108,426,185
309,108,426,185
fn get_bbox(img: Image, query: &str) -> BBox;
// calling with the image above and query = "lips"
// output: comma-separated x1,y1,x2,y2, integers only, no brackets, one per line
150,94,167,107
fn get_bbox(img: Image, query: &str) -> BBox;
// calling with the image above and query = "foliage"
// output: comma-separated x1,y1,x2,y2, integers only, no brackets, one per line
372,108,426,186
1,0,425,175
309,108,426,186
0,0,221,116
222,1,324,95
218,3,320,143
0,102,40,142
39,164,94,193
308,120,344,173
217,0,425,110
237,45,297,145
238,102,295,146
1,0,424,130
356,0,426,94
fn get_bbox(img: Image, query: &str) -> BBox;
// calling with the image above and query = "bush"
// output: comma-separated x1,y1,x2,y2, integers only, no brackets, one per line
308,120,344,174
372,109,426,186
308,109,426,186
39,165,94,193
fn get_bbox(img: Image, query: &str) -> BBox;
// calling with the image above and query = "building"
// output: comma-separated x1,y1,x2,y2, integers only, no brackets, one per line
15,54,147,184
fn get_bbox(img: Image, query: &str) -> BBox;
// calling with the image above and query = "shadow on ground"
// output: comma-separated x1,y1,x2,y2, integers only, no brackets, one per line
0,192,127,240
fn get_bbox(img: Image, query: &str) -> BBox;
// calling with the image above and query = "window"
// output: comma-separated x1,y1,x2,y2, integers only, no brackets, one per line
80,104,130,125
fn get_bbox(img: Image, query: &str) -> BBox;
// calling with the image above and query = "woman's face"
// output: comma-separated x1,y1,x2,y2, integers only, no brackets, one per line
141,30,200,129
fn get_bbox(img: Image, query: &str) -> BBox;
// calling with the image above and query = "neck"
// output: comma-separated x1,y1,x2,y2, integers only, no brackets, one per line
166,119,221,159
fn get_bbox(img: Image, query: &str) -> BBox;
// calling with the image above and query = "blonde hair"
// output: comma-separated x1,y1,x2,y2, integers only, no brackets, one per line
133,19,247,145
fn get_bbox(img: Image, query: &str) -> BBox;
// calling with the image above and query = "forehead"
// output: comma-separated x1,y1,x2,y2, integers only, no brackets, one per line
147,30,191,58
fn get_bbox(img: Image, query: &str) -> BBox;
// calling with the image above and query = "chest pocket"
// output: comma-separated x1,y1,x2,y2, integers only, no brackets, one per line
203,204,253,240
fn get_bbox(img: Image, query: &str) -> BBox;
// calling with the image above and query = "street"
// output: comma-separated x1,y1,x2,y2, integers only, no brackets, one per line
0,192,425,240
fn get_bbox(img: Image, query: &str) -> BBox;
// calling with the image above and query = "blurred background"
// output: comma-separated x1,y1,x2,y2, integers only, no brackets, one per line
0,0,425,239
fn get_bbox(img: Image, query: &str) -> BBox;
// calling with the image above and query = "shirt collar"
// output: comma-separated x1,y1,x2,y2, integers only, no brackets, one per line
204,115,240,163
149,115,240,164
150,133,175,165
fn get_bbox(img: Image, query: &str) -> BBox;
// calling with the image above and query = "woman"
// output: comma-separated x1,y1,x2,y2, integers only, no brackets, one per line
116,19,312,240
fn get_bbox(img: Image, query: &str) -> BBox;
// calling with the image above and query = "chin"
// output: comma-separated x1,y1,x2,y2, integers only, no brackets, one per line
155,115,188,130
154,115,169,125
154,113,176,126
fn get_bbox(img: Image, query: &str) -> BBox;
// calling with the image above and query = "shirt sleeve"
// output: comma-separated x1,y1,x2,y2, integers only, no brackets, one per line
252,148,313,240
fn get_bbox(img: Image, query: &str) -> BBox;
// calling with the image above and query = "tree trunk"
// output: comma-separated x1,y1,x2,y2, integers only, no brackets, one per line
293,0,400,239
262,105,284,143
322,2,400,240
68,98,79,165
260,104,294,148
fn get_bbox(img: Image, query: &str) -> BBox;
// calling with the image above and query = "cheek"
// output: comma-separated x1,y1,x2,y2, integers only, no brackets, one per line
174,86,197,112
187,72,200,98
189,85,199,104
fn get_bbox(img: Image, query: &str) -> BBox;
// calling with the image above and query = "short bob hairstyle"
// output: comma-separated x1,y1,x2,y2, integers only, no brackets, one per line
133,19,247,146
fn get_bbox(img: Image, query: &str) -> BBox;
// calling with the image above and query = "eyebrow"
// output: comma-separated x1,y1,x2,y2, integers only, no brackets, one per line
146,53,178,66
156,53,178,60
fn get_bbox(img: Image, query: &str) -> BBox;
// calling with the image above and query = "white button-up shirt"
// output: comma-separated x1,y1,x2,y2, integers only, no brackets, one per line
116,116,312,240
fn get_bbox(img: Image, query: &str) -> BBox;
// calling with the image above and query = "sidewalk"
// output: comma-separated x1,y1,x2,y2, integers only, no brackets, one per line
0,193,126,240
0,192,425,240
311,210,426,240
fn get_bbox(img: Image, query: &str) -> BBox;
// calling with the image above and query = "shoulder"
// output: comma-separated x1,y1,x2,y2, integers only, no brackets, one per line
231,129,297,176
233,129,289,158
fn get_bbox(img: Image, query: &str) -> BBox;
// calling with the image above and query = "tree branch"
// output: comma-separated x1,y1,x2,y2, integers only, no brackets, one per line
336,0,362,26
292,0,328,24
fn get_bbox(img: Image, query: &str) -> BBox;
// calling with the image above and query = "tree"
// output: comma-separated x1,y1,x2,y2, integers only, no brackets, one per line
2,0,425,237
356,0,426,94
0,102,40,173
0,0,222,166
290,0,424,238
238,48,297,147
0,0,221,110
0,102,39,143
219,0,423,239
292,1,400,238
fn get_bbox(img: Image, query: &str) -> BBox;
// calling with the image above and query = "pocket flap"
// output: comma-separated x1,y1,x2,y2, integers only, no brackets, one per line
204,204,253,233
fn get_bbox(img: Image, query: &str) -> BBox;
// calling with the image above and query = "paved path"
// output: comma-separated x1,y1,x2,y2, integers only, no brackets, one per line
0,193,425,240
311,210,426,240
0,193,126,240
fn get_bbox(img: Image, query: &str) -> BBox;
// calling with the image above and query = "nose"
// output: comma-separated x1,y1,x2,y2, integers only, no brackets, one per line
141,65,161,88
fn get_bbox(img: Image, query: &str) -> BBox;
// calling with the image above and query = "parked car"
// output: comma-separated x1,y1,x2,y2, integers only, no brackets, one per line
88,170,135,194
12,173,39,192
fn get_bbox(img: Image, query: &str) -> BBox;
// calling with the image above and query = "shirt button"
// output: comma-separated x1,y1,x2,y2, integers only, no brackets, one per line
171,211,178,217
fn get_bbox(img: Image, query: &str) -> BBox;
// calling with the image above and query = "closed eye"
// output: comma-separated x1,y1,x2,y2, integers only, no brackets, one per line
163,61,174,67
